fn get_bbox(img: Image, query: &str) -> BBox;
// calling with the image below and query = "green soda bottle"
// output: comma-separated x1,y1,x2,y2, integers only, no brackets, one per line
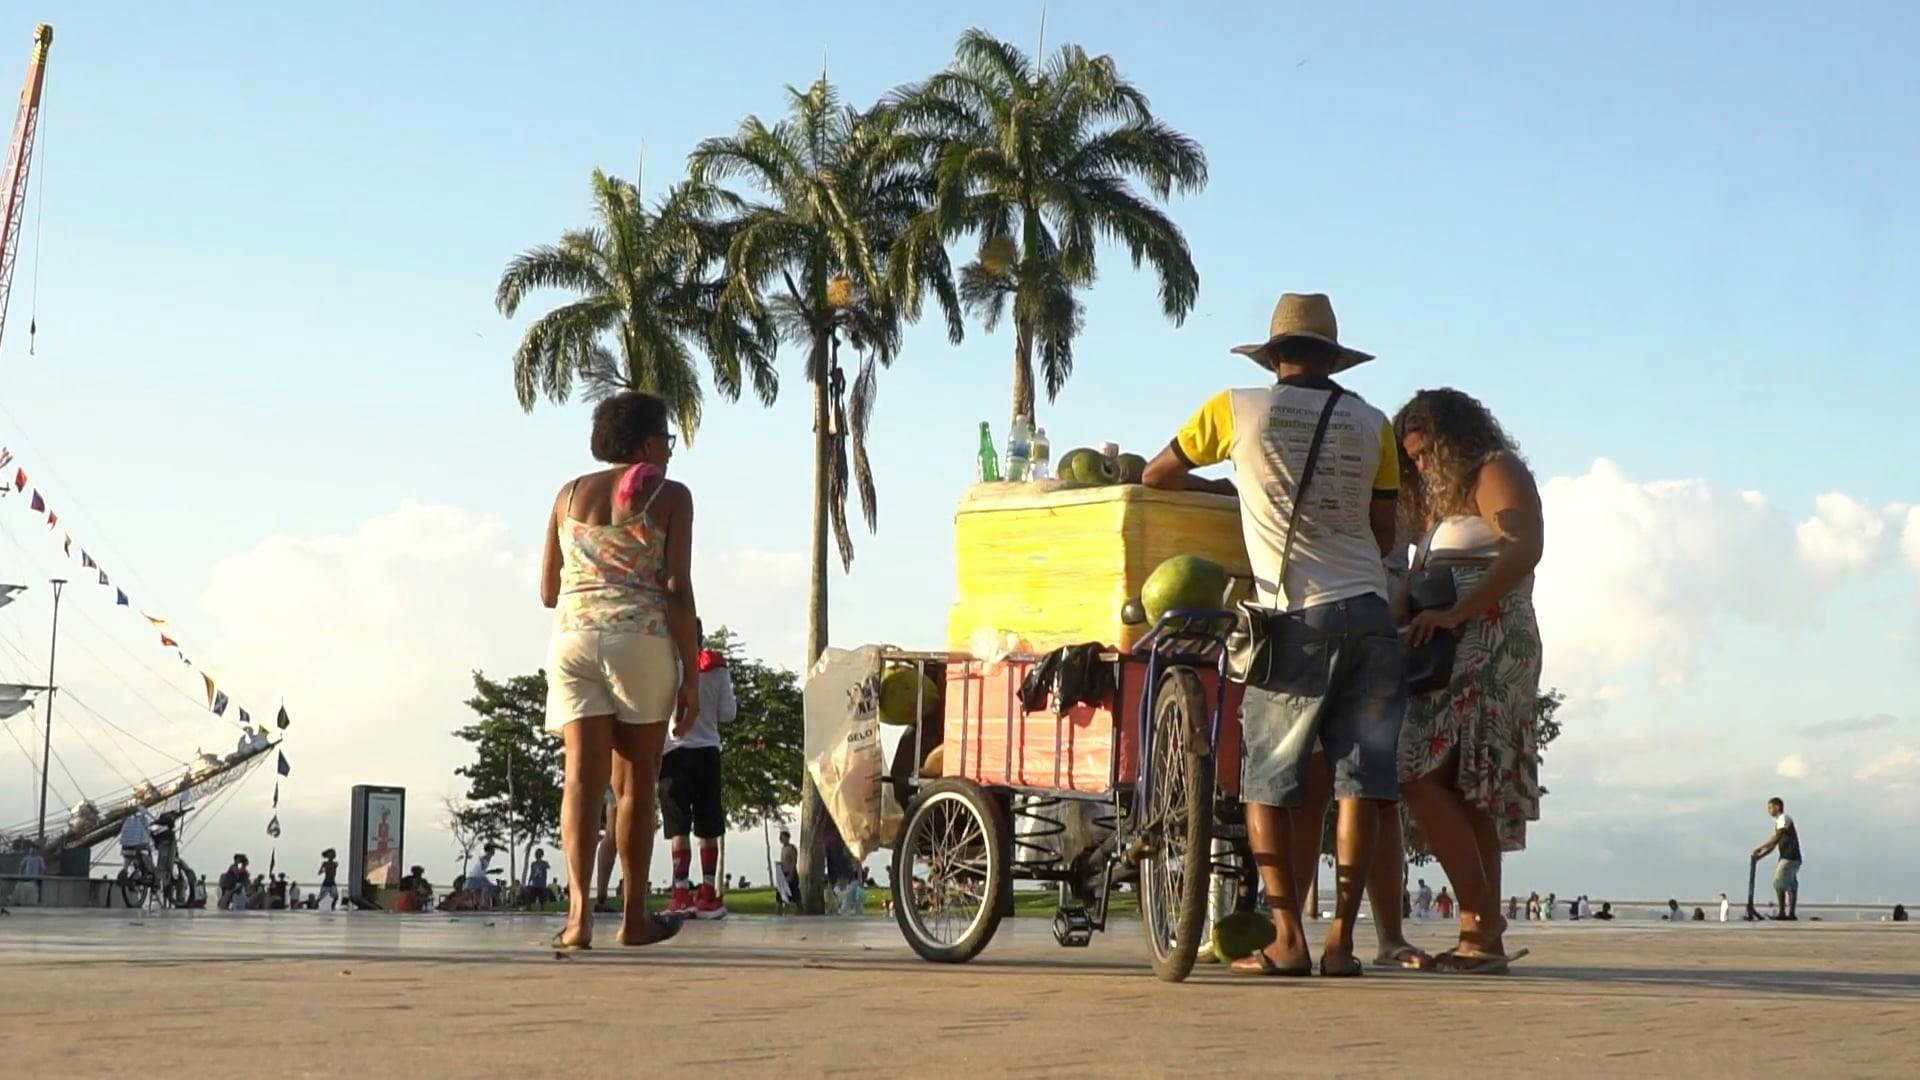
977,421,1001,482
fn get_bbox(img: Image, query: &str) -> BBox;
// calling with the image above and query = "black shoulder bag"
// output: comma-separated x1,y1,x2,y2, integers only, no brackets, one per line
1226,388,1343,693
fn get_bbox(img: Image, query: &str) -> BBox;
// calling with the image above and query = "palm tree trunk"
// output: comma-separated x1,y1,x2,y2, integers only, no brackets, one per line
1012,321,1036,425
799,333,832,915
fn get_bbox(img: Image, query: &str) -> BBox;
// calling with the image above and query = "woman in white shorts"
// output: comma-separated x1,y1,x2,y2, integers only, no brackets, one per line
541,391,699,949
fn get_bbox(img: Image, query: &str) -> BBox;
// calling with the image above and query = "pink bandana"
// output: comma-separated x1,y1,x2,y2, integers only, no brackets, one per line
616,463,666,508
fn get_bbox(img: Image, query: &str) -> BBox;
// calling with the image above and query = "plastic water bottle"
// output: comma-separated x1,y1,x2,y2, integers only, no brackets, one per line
1029,426,1051,480
1004,417,1032,482
977,421,1001,482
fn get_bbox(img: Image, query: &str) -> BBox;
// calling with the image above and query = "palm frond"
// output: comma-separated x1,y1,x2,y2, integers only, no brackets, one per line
509,298,619,410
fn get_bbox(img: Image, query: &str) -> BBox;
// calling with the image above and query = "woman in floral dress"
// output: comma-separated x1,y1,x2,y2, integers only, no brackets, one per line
1394,388,1545,973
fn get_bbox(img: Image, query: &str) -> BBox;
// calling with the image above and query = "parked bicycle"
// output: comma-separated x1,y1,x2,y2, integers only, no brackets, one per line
117,806,196,910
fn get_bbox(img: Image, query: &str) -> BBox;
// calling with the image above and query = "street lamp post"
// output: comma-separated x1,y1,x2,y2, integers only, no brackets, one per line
34,577,66,851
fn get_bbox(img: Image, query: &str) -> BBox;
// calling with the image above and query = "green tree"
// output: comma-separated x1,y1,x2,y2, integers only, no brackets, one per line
494,170,778,439
691,79,961,912
704,628,804,829
454,671,562,881
892,29,1207,423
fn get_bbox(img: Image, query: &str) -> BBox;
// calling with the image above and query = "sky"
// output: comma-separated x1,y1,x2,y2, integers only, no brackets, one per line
1,1,1917,906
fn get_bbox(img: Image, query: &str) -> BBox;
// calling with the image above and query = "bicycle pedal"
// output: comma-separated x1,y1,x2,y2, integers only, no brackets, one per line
1053,907,1094,948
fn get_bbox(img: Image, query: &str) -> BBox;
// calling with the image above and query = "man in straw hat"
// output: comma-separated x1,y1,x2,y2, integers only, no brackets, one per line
1145,292,1405,978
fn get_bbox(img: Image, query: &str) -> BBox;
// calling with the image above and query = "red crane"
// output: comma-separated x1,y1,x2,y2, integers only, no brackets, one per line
0,22,52,356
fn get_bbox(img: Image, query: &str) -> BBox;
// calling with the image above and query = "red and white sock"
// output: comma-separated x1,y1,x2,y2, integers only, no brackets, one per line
700,845,718,888
671,848,691,888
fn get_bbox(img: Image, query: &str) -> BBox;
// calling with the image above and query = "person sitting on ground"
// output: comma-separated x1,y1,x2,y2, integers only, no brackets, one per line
1752,796,1803,921
186,873,208,910
397,866,434,910
540,391,696,950
1665,898,1686,922
1593,902,1615,921
1891,904,1908,923
268,873,289,910
218,855,249,910
1691,906,1706,921
247,874,269,910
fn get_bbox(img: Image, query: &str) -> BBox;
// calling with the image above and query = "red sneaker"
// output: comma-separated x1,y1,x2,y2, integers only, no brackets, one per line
694,882,728,920
663,885,695,916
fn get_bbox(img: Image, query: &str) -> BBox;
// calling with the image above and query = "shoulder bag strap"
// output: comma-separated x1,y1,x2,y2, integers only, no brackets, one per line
1273,387,1344,608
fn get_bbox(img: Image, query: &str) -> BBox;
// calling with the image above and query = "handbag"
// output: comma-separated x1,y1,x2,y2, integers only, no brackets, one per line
1403,564,1459,694
1227,387,1344,693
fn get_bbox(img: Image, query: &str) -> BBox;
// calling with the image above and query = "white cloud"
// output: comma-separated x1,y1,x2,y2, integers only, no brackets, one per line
1774,753,1809,779
1854,745,1919,787
1793,493,1891,577
1534,462,1918,705
1901,506,1920,578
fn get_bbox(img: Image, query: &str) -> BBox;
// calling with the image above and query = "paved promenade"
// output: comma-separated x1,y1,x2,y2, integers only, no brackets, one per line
4,909,1914,1077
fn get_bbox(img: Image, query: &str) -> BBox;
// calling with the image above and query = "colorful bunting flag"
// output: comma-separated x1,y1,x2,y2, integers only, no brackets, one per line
272,783,279,808
276,751,291,777
275,705,290,731
63,534,71,556
29,490,44,513
46,510,56,529
212,690,229,717
80,551,95,569
266,816,281,839
160,633,178,648
239,707,252,728
97,569,108,586
12,468,24,491
203,673,216,707
115,589,129,607
0,448,11,470
143,613,168,628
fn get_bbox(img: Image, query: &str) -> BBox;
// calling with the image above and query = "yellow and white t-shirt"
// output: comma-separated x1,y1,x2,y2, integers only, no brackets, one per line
1174,378,1398,611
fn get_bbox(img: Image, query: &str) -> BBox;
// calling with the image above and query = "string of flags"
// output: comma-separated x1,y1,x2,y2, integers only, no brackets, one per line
2,444,295,737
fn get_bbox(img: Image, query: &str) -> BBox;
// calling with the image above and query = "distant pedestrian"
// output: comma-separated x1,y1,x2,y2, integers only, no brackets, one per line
1718,892,1729,922
1507,896,1520,920
1691,907,1706,922
1415,879,1434,919
1435,887,1454,920
1665,898,1686,922
1544,892,1556,920
1593,902,1615,921
14,849,45,907
523,848,554,906
659,620,737,921
287,876,303,910
1892,904,1908,922
777,829,800,914
1526,891,1541,920
317,849,340,910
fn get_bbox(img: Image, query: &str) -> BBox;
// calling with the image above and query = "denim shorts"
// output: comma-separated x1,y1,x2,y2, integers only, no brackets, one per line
1239,593,1407,807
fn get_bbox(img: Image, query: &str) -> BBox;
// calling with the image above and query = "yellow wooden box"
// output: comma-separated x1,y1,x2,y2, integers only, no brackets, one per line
947,482,1252,654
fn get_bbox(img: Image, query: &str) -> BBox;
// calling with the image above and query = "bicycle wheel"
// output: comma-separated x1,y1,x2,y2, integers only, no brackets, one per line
892,778,1010,964
1140,666,1214,983
117,868,149,911
168,859,195,908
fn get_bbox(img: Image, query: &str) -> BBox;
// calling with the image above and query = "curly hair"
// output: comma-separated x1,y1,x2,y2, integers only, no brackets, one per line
1392,387,1525,530
589,391,668,464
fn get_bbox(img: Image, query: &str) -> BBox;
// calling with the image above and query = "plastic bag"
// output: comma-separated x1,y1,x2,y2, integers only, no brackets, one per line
804,646,904,860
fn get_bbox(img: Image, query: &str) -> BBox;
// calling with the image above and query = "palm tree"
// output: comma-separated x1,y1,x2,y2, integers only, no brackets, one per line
891,29,1207,423
494,169,777,438
690,78,961,913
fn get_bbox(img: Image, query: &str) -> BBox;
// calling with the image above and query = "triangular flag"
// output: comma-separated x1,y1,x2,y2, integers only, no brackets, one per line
275,705,290,731
29,490,44,513
203,673,215,707
143,613,168,627
81,551,95,569
0,448,11,470
272,782,279,808
266,816,281,839
211,690,229,717
115,589,129,607
63,534,71,557
97,569,109,586
239,707,252,728
276,751,291,777
0,584,22,611
12,468,24,491
46,510,56,528
160,633,178,648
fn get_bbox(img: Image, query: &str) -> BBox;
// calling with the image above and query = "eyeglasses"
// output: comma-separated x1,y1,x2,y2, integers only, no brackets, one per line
653,432,678,450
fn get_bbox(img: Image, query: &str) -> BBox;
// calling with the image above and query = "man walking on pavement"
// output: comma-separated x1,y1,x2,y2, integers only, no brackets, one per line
660,620,738,919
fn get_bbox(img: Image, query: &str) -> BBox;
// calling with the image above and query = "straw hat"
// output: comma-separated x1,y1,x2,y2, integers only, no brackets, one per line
1231,292,1373,372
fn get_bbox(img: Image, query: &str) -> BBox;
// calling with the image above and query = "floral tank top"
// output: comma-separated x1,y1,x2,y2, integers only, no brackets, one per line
554,479,670,636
